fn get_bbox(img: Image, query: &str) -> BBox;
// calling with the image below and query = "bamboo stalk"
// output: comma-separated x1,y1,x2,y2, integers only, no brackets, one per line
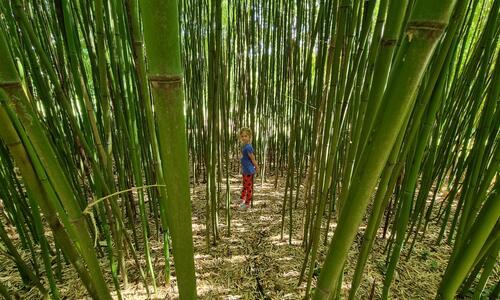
140,0,197,297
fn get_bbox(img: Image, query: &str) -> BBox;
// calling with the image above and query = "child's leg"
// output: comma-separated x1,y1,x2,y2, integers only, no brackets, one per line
244,175,254,206
240,175,249,202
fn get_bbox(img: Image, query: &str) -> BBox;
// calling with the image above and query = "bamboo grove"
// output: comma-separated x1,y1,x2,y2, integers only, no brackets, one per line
0,0,498,299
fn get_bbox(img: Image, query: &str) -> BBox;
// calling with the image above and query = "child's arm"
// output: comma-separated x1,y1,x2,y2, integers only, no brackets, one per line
249,152,260,174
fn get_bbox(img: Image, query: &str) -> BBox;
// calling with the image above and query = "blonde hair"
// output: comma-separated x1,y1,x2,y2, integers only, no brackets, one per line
239,127,253,137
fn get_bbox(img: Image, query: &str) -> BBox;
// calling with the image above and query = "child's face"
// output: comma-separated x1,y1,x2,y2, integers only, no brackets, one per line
240,132,251,144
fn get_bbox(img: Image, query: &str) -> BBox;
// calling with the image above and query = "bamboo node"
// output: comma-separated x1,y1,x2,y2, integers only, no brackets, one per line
315,286,331,297
0,81,22,90
148,74,183,86
381,39,397,47
5,140,22,148
406,21,447,40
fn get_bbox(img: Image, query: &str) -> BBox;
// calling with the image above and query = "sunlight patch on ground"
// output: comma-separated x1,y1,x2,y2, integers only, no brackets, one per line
226,255,246,263
284,270,300,278
197,285,234,298
232,226,248,233
258,215,273,222
268,234,302,246
277,256,293,262
192,222,206,232
222,295,243,299
194,254,211,260
230,221,244,227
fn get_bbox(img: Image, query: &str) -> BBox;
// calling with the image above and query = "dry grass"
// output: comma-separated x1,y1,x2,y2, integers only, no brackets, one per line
0,176,498,299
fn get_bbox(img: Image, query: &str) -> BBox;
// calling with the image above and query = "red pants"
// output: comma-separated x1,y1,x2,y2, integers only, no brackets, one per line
240,174,254,205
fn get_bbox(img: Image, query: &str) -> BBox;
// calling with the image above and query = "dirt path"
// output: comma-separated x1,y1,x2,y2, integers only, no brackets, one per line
185,176,463,299
189,177,306,299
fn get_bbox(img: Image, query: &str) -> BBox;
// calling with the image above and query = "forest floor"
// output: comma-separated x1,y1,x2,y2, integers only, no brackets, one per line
1,174,496,299
181,175,455,299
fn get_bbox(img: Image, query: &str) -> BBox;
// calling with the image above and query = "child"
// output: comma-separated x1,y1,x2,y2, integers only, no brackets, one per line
239,128,259,210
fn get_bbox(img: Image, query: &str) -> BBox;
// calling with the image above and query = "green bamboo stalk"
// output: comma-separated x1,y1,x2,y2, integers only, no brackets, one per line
380,4,471,287
0,95,99,299
140,0,197,297
0,280,13,300
313,1,457,297
348,117,408,299
437,182,499,299
126,0,171,285
0,217,46,295
0,27,112,299
355,0,409,163
471,239,500,300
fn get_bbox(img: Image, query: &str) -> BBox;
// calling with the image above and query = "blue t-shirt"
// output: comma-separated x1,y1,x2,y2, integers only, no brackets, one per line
241,144,256,175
